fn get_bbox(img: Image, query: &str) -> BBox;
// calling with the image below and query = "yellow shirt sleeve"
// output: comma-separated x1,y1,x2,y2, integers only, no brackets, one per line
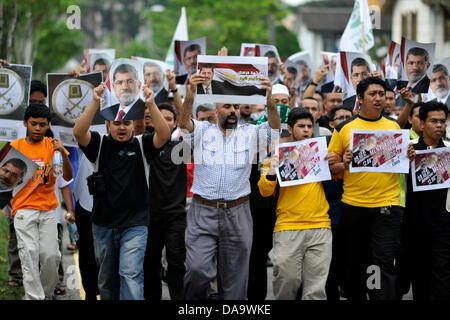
258,157,277,198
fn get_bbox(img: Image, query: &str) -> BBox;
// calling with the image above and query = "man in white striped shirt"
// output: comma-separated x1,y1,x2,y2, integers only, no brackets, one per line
178,73,280,300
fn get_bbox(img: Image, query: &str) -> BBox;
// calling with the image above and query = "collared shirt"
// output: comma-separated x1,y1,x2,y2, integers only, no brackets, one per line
202,84,212,94
407,74,427,90
187,119,279,201
114,96,139,120
438,91,450,105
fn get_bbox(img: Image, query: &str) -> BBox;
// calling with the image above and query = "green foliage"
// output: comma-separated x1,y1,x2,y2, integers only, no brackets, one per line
145,0,290,59
275,25,301,59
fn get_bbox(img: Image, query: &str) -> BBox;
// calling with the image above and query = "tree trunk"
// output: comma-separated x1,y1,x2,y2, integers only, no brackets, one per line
6,0,17,61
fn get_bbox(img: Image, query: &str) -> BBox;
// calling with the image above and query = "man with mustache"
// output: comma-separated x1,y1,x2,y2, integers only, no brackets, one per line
143,61,168,105
178,73,280,300
397,47,431,93
0,158,27,208
265,50,283,85
430,64,450,109
176,44,201,84
100,63,145,121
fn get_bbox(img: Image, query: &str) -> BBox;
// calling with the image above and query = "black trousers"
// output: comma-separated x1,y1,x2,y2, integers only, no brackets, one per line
340,203,403,300
409,229,450,300
75,201,99,300
246,204,276,300
143,211,186,300
325,223,343,300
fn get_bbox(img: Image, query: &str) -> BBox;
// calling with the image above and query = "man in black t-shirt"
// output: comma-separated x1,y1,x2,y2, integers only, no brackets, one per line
143,103,188,300
73,82,170,300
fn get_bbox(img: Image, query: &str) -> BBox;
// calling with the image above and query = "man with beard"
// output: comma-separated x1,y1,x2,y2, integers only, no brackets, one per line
297,60,312,99
143,61,168,105
0,158,27,208
178,73,280,300
265,51,283,85
397,47,431,93
176,44,201,84
430,64,450,108
100,63,145,121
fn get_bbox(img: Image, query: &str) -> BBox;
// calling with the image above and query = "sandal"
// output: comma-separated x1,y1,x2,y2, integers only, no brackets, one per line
54,287,66,295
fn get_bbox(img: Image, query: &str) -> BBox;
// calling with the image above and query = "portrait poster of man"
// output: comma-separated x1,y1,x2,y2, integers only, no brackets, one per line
288,51,314,81
0,64,32,142
320,52,338,88
174,37,206,84
0,142,38,208
47,72,105,147
349,129,410,173
425,59,450,104
284,59,301,89
276,137,331,187
195,55,268,105
385,41,401,80
99,58,145,121
398,37,436,93
334,51,375,99
83,48,115,75
241,43,281,84
412,147,450,192
132,56,170,104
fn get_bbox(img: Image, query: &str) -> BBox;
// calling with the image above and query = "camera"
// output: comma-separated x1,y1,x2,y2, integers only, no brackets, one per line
86,172,107,196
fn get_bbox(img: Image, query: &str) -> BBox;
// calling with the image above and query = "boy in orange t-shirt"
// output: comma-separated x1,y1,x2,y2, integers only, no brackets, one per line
11,103,72,300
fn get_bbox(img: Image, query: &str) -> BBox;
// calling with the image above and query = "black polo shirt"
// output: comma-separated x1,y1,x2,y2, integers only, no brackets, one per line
148,129,187,215
406,136,450,232
79,131,159,228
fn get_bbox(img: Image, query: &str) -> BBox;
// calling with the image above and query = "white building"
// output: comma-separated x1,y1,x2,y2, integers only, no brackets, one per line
391,0,450,59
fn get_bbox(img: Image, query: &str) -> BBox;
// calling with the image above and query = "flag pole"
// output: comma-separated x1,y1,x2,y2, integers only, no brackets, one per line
360,0,366,54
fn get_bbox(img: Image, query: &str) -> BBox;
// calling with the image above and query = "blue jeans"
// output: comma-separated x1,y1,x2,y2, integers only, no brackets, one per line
92,224,148,300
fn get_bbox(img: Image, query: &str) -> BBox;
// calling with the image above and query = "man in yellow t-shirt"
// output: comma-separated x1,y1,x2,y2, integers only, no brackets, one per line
328,77,415,300
11,103,72,300
258,108,332,300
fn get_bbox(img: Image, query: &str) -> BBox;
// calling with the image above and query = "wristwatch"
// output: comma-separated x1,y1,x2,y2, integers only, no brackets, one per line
310,81,318,86
170,88,178,93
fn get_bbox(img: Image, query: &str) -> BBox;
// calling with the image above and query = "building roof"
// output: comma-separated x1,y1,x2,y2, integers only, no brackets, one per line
295,0,391,32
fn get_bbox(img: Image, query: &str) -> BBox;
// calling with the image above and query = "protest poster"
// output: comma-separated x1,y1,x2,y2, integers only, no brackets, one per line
0,142,39,205
47,72,105,147
283,59,301,89
240,43,281,63
0,64,32,142
174,37,206,84
320,51,338,84
99,58,145,121
349,129,410,173
411,147,450,192
83,48,115,75
334,51,375,98
385,41,401,80
195,55,268,105
398,37,436,93
276,137,331,187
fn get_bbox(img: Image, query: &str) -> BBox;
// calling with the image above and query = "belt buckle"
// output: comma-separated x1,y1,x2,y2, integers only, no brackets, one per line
217,202,227,209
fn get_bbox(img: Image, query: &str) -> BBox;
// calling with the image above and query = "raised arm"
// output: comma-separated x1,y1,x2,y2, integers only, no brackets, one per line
178,73,204,133
167,69,182,116
73,82,105,147
396,88,417,128
142,84,170,149
261,77,281,130
303,65,328,99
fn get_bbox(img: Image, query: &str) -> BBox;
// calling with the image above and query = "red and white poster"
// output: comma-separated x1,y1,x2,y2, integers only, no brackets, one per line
412,147,450,192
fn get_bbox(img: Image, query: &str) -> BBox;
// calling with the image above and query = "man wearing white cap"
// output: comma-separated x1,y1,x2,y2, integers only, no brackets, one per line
257,84,292,137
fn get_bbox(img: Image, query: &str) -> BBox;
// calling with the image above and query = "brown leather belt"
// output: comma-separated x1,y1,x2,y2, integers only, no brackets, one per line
194,194,249,209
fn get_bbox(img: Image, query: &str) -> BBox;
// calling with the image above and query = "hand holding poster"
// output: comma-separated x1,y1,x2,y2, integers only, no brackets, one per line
412,147,450,192
350,129,410,173
0,64,32,142
47,72,105,146
195,55,268,105
0,142,39,208
276,137,331,187
240,43,281,84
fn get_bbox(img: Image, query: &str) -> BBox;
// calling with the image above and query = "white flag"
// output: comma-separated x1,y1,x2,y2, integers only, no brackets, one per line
164,7,188,67
339,0,374,53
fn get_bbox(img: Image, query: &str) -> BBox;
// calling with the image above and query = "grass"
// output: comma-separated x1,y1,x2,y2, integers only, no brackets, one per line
0,209,24,300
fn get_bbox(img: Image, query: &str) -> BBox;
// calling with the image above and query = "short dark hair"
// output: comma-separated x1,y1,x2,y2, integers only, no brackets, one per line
351,57,370,74
196,104,214,118
30,80,47,97
407,47,429,62
432,64,448,76
3,158,27,179
264,50,277,59
199,63,213,72
184,44,201,58
313,91,324,100
287,107,314,128
418,101,448,121
143,61,162,74
93,58,109,69
330,105,353,121
356,76,387,98
410,101,426,117
158,102,177,121
286,66,297,77
24,103,51,122
113,63,138,82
